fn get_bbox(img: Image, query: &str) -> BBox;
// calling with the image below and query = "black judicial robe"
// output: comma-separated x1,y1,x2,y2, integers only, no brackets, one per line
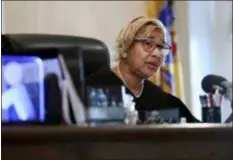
86,68,200,123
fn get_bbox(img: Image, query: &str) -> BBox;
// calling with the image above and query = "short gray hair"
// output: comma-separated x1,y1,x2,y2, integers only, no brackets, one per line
115,16,167,61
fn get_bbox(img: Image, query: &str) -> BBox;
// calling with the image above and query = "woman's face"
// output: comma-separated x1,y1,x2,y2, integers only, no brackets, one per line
126,27,168,78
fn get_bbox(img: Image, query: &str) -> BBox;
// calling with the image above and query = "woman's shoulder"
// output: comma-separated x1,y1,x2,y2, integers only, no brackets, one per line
144,80,165,94
85,68,121,86
144,80,184,106
160,89,200,122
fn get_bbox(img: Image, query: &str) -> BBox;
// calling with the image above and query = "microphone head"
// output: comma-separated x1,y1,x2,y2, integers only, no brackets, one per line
201,74,227,94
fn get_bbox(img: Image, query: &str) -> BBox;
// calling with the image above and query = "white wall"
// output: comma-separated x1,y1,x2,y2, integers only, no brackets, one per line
2,1,146,65
174,1,192,112
175,1,232,121
212,1,232,81
212,1,232,122
188,1,216,120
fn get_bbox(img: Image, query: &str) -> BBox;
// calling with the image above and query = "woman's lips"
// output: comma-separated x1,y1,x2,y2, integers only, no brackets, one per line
146,62,158,70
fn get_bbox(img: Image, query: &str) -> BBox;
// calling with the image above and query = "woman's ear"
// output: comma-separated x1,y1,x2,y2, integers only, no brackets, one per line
121,52,128,59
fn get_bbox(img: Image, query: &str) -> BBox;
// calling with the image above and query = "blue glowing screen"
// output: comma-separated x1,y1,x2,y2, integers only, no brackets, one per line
1,55,45,122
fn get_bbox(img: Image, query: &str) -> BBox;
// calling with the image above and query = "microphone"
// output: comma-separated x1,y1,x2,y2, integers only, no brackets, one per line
201,74,232,101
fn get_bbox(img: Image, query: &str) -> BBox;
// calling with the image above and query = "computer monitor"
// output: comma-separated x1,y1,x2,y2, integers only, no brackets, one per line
1,48,86,125
1,49,63,124
2,55,45,123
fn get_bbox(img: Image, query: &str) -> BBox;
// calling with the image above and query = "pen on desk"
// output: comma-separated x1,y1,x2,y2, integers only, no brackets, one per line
220,95,223,105
199,95,204,107
199,95,208,107
214,92,221,107
203,95,208,107
200,95,209,123
208,93,214,108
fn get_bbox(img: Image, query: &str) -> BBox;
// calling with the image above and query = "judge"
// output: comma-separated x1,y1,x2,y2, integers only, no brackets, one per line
86,16,200,123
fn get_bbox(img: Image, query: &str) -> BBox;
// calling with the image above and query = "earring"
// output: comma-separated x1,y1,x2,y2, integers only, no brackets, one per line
122,52,127,58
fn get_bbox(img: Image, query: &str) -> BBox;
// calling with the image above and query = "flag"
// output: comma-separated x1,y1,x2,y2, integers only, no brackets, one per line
147,0,175,94
171,25,185,101
146,0,185,101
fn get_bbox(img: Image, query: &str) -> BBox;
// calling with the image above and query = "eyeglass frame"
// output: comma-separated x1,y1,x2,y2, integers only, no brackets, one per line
134,38,172,56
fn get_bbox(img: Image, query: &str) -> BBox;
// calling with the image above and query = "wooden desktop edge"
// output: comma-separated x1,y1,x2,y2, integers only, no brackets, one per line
2,123,233,144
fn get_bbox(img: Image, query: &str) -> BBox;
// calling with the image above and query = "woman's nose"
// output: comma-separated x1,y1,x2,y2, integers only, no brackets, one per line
151,48,163,59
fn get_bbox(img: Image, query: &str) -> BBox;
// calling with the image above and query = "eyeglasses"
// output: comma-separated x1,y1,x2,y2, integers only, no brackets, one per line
135,38,172,56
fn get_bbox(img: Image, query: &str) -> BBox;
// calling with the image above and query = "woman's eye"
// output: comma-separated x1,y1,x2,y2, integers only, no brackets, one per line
144,41,153,48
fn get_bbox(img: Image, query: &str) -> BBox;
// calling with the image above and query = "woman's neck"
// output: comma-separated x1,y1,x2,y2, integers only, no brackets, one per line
115,60,144,96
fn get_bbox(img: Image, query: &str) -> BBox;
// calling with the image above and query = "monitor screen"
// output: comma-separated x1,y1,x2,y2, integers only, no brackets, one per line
1,54,63,123
2,55,45,122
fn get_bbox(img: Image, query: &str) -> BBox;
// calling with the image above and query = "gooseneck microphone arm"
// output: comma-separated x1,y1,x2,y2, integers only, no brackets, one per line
220,80,232,101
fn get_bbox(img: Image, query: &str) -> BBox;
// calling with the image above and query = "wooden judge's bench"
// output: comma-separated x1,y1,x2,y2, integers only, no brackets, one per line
2,124,233,160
